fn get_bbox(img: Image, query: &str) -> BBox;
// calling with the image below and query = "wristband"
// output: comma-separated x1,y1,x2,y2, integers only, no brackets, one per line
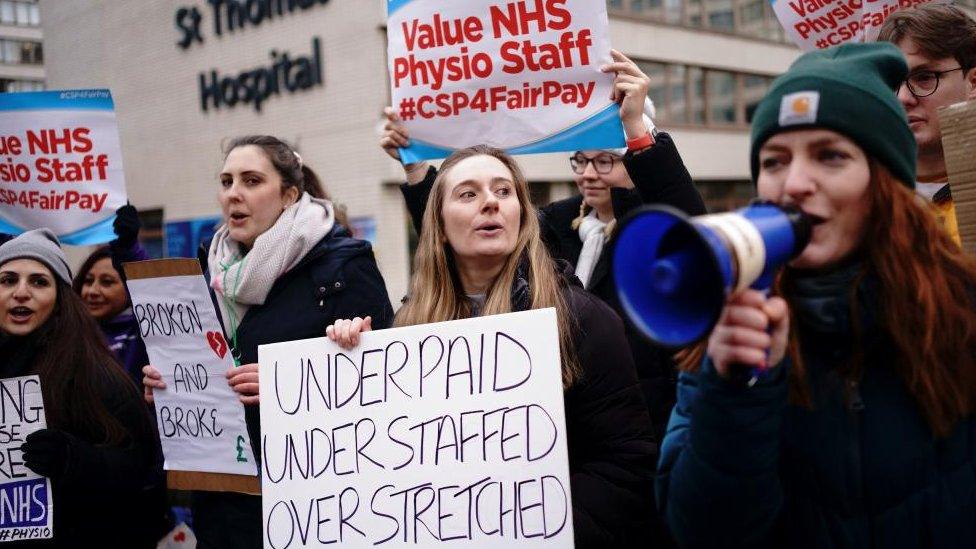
626,132,655,151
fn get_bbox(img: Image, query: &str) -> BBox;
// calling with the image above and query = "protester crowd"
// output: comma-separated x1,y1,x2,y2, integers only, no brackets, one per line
1,5,975,548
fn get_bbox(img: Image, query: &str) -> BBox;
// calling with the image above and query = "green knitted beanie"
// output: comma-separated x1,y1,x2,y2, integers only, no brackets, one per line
750,42,916,189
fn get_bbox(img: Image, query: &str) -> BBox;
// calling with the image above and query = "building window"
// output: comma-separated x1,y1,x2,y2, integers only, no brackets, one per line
0,78,44,92
608,0,792,44
0,39,42,65
0,1,38,26
638,58,776,128
697,180,756,212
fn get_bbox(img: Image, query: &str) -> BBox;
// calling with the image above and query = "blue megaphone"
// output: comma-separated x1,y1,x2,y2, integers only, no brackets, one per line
613,201,812,348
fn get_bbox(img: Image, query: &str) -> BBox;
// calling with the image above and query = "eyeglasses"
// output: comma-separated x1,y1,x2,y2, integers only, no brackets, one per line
903,67,964,98
569,153,617,175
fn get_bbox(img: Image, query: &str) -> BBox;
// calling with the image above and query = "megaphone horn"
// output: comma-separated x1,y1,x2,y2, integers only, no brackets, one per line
613,201,811,348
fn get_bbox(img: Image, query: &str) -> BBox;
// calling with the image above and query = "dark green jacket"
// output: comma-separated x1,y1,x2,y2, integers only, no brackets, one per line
657,270,976,548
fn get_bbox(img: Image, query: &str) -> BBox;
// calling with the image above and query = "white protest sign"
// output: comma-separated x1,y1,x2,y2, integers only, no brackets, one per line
259,308,574,548
771,0,950,51
126,263,257,478
0,376,53,542
387,0,622,162
0,90,128,245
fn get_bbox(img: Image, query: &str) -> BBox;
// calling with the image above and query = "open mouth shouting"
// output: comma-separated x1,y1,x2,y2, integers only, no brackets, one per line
7,306,34,325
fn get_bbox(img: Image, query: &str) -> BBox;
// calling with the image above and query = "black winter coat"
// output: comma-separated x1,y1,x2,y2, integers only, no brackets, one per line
486,260,657,547
558,267,659,547
400,134,707,443
0,333,167,548
192,225,395,549
658,267,976,548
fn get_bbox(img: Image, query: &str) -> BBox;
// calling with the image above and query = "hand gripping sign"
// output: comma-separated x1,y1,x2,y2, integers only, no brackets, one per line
771,0,951,51
387,0,624,162
125,259,259,494
0,90,128,245
0,376,54,543
259,308,574,548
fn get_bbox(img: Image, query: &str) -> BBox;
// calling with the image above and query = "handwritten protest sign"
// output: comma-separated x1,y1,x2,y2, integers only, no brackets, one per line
387,0,622,162
771,0,949,51
0,376,53,542
0,89,128,245
259,308,574,548
125,259,258,492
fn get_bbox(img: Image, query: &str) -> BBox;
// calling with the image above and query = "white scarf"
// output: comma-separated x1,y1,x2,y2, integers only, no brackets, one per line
208,193,335,343
575,210,608,289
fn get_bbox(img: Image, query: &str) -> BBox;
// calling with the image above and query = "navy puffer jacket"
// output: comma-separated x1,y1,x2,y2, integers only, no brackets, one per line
657,266,976,548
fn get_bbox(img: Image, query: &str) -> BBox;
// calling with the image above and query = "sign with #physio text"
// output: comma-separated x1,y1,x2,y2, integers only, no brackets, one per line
259,308,574,548
0,89,128,245
0,376,53,542
387,0,623,162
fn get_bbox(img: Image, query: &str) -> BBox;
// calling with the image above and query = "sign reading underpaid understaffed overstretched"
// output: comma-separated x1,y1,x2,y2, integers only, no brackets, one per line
259,308,574,548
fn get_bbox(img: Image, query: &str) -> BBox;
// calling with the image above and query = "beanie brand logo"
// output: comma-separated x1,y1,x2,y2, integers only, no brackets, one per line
779,91,820,127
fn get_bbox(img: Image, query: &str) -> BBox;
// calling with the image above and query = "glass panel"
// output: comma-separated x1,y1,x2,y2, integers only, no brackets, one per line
705,0,734,31
14,1,28,25
664,0,683,23
738,0,765,37
669,64,688,123
638,60,668,123
0,2,14,24
1,41,15,64
689,66,705,124
687,0,703,26
743,74,771,123
607,0,625,10
28,3,38,26
708,70,737,125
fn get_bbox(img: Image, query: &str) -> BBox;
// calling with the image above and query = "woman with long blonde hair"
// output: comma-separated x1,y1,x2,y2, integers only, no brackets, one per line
329,145,657,547
656,43,976,548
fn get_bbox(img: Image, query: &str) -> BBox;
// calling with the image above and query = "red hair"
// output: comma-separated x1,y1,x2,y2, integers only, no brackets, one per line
681,161,976,437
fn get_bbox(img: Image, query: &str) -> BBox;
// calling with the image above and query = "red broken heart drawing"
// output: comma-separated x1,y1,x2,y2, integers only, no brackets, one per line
207,331,228,359
173,531,186,542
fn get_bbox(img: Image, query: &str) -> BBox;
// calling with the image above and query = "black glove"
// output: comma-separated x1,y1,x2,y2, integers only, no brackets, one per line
21,429,74,479
112,204,141,249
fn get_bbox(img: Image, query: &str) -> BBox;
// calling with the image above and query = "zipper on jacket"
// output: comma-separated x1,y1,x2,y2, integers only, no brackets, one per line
846,379,871,547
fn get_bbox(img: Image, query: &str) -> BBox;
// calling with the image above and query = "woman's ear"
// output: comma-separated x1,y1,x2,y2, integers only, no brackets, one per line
283,185,301,208
966,67,976,101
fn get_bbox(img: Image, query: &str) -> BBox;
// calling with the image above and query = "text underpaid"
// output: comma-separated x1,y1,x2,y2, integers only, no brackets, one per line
259,308,574,548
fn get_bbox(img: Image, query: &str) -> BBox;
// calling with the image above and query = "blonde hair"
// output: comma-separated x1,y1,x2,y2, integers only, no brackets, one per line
395,145,581,388
571,200,617,237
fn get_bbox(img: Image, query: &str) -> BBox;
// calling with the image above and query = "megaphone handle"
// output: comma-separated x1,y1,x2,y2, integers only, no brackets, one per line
725,288,771,388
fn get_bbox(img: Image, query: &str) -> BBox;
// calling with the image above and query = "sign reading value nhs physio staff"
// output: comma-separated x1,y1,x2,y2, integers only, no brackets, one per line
126,262,257,478
771,0,950,51
387,0,622,162
0,90,128,245
0,376,53,542
259,309,574,548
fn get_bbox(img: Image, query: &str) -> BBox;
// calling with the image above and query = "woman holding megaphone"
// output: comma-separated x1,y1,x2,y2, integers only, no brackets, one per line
656,43,976,547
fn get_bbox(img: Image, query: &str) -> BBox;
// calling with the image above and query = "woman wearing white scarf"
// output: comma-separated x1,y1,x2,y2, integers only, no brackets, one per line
142,136,393,549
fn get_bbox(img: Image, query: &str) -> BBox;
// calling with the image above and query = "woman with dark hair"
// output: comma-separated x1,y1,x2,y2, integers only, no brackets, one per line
0,229,166,547
73,205,150,385
143,135,393,548
657,43,976,548
328,145,657,547
381,50,706,444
